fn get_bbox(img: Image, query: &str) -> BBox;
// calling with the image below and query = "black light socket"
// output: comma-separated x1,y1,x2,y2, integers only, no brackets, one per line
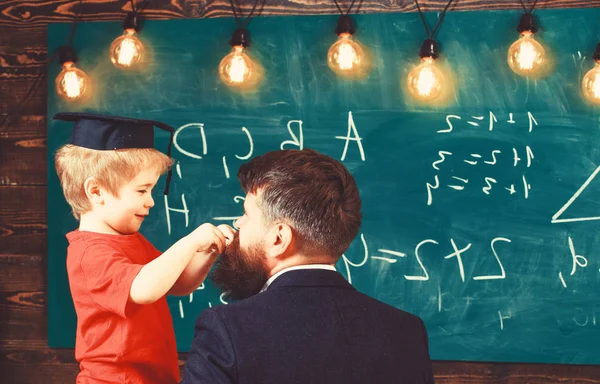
419,39,439,59
58,46,78,64
335,15,356,36
229,28,251,48
123,11,142,31
517,12,538,34
593,42,600,62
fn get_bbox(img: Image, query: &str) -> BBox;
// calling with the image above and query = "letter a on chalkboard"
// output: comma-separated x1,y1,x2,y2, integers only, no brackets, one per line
552,166,600,224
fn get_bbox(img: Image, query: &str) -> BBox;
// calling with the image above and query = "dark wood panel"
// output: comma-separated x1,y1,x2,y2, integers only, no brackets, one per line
0,186,47,254
0,186,48,343
0,305,45,348
432,361,600,383
0,293,47,342
0,115,46,137
0,136,47,186
0,223,46,256
0,56,48,188
0,186,47,223
0,254,44,291
0,24,46,46
1,0,600,28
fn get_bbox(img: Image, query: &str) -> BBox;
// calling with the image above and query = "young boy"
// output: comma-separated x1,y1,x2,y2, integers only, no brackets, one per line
53,112,234,383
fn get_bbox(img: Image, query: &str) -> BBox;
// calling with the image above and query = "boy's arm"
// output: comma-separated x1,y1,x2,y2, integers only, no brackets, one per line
129,223,226,305
169,224,236,296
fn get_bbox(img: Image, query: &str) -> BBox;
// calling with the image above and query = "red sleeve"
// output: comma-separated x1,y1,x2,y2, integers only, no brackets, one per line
79,244,144,318
137,233,162,261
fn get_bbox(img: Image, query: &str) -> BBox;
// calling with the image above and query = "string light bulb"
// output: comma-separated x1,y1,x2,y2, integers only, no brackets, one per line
55,46,91,102
582,43,600,105
218,28,261,89
507,13,545,77
407,39,445,102
109,12,145,68
327,15,369,79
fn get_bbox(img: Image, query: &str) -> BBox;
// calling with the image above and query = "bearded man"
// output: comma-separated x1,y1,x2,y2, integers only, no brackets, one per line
182,149,434,384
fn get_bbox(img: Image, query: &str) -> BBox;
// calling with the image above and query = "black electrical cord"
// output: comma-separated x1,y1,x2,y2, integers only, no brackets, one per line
519,0,539,14
414,0,455,40
229,0,263,30
65,0,83,47
332,0,360,16
128,0,151,18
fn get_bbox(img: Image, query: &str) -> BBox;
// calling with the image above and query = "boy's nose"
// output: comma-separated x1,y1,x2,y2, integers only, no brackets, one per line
145,195,155,208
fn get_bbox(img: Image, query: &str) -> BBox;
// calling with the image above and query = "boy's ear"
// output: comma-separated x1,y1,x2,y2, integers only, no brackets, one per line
83,177,104,205
266,223,294,259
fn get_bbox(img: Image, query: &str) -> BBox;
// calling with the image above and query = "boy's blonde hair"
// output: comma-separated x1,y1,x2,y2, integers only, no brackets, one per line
55,145,173,219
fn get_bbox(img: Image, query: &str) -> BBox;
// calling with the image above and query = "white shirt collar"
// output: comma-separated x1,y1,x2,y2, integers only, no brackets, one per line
260,264,337,293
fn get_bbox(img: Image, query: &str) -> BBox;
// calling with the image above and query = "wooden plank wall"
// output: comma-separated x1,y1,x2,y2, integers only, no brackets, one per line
1,1,600,382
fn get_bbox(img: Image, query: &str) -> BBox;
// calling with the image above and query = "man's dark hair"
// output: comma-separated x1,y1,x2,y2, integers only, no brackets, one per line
237,149,362,260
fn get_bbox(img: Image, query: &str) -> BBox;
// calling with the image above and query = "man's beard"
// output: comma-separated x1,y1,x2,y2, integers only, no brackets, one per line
210,232,269,301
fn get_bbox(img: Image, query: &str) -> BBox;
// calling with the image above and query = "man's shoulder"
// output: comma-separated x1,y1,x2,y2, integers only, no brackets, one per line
209,292,274,316
201,289,301,327
352,289,426,326
208,285,424,329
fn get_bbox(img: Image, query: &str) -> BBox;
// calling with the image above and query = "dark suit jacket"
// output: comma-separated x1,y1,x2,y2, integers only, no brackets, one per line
182,269,434,384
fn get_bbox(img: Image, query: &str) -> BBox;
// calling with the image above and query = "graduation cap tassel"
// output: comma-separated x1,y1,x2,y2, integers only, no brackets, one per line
164,130,175,195
164,168,173,196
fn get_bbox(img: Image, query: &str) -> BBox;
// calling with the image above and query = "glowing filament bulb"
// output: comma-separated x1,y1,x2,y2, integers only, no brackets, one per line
582,62,600,104
229,47,250,83
55,61,90,101
218,45,258,87
507,31,545,76
327,15,369,79
110,28,145,68
407,57,444,102
328,33,365,75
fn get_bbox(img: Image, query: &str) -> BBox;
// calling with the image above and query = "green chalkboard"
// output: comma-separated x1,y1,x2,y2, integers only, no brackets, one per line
48,9,600,364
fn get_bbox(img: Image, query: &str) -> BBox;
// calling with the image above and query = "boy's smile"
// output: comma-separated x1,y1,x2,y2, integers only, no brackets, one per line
94,168,161,235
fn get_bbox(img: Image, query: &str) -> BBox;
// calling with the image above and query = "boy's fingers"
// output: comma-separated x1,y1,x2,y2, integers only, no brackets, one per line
212,227,226,254
216,224,236,245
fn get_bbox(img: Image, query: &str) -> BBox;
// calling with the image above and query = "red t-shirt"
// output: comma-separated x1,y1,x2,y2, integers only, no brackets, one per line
66,230,180,384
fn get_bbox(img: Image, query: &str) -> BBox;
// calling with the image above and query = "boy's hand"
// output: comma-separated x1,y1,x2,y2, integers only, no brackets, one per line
216,224,236,247
188,223,227,255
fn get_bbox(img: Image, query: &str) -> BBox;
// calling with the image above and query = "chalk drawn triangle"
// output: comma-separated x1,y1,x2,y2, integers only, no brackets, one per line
552,166,600,224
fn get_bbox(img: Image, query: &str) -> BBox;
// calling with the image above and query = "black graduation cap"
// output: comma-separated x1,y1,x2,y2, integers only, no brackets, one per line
53,112,174,195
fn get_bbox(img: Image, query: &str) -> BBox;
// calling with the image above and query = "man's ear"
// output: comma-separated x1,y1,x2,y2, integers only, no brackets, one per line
266,223,294,259
84,177,104,205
